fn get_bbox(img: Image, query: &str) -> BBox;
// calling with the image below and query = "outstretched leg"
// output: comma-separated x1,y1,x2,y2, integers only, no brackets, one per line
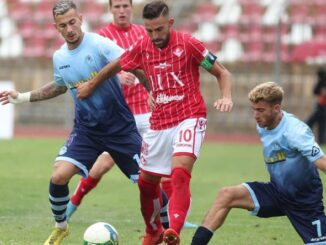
191,185,254,245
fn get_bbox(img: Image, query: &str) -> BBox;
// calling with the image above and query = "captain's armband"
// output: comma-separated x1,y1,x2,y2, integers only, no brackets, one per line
200,51,217,71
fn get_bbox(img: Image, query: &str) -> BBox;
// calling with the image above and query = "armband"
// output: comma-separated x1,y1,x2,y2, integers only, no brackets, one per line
8,92,31,104
200,51,217,71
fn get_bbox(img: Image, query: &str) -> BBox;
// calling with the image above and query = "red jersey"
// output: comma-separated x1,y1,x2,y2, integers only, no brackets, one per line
120,30,208,130
99,23,150,114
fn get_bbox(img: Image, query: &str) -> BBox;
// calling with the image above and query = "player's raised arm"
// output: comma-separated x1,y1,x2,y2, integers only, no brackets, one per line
76,58,122,99
207,58,233,113
0,81,67,105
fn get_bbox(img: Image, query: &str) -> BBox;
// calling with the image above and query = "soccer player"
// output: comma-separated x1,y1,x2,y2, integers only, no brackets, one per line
65,0,180,229
65,0,152,220
191,81,326,245
75,1,233,244
0,0,147,244
66,0,196,229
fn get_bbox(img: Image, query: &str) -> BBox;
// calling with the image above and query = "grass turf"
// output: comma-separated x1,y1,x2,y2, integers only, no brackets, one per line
0,138,324,244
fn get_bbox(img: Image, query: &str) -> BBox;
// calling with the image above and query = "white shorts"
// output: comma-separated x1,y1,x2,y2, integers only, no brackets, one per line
140,117,207,176
134,112,151,138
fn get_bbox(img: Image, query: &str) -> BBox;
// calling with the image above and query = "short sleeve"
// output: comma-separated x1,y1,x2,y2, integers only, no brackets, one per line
119,40,142,71
287,123,324,162
98,37,124,63
187,36,209,64
53,54,65,86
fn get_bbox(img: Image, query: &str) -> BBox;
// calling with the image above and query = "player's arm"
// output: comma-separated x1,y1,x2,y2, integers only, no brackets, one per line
200,52,233,112
0,81,67,105
314,155,326,174
77,58,122,99
130,69,151,92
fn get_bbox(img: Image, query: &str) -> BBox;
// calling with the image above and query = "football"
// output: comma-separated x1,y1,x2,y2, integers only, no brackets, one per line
83,222,119,245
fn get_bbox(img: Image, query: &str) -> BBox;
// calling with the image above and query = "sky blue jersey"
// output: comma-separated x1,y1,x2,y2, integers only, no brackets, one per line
257,111,324,203
53,32,136,135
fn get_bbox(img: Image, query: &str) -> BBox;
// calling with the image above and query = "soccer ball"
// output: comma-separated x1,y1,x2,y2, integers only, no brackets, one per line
83,222,119,245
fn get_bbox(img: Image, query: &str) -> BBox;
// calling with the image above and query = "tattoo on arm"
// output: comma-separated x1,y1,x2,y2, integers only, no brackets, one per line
132,69,151,92
30,82,67,102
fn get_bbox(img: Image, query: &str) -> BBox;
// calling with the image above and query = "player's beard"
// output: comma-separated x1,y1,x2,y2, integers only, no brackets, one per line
66,32,84,47
154,32,170,49
264,111,279,130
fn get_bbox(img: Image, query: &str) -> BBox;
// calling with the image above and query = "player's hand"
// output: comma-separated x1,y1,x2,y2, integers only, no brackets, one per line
148,91,155,111
0,90,18,105
118,71,136,87
213,97,233,112
76,82,95,99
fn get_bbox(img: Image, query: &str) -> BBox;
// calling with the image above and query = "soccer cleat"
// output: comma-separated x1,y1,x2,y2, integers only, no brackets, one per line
183,221,199,229
141,228,164,245
163,228,180,245
66,201,77,222
44,227,69,245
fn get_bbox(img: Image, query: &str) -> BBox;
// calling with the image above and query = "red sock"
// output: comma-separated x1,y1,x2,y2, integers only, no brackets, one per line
161,179,173,198
138,175,163,234
70,175,100,206
169,167,191,234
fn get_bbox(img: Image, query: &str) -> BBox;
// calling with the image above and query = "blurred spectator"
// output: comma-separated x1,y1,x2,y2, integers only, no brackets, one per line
306,68,326,144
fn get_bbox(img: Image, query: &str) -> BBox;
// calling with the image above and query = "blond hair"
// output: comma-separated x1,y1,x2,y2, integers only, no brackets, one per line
248,82,284,105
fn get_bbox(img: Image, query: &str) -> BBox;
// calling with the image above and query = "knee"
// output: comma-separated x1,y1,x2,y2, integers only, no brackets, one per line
51,171,69,185
89,158,115,179
216,187,236,207
98,159,115,173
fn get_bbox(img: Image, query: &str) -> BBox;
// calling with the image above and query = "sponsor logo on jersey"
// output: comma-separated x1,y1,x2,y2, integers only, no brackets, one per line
67,71,98,89
154,62,172,69
265,152,286,164
155,93,184,104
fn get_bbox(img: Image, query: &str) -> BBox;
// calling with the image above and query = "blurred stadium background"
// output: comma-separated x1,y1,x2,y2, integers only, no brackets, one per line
0,0,325,136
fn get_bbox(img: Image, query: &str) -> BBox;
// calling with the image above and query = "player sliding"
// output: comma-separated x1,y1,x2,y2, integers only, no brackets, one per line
191,82,326,245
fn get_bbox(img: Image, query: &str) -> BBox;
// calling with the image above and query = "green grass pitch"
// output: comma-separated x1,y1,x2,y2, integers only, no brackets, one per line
0,138,324,244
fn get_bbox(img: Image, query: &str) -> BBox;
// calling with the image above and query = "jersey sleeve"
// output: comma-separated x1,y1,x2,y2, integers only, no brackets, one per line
287,122,324,162
188,36,210,64
119,40,142,71
52,53,65,86
98,36,124,63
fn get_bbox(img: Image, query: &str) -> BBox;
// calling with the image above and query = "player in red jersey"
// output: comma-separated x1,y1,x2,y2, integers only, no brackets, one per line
68,0,197,229
66,0,174,229
76,1,233,244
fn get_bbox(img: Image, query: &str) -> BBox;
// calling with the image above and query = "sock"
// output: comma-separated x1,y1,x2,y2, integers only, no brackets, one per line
161,179,173,198
191,226,214,245
168,167,191,234
49,181,69,223
160,190,169,229
55,221,68,229
138,175,163,234
70,175,100,206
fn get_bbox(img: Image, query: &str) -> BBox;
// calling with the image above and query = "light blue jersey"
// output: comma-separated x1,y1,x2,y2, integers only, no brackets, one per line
53,32,135,135
257,111,324,203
